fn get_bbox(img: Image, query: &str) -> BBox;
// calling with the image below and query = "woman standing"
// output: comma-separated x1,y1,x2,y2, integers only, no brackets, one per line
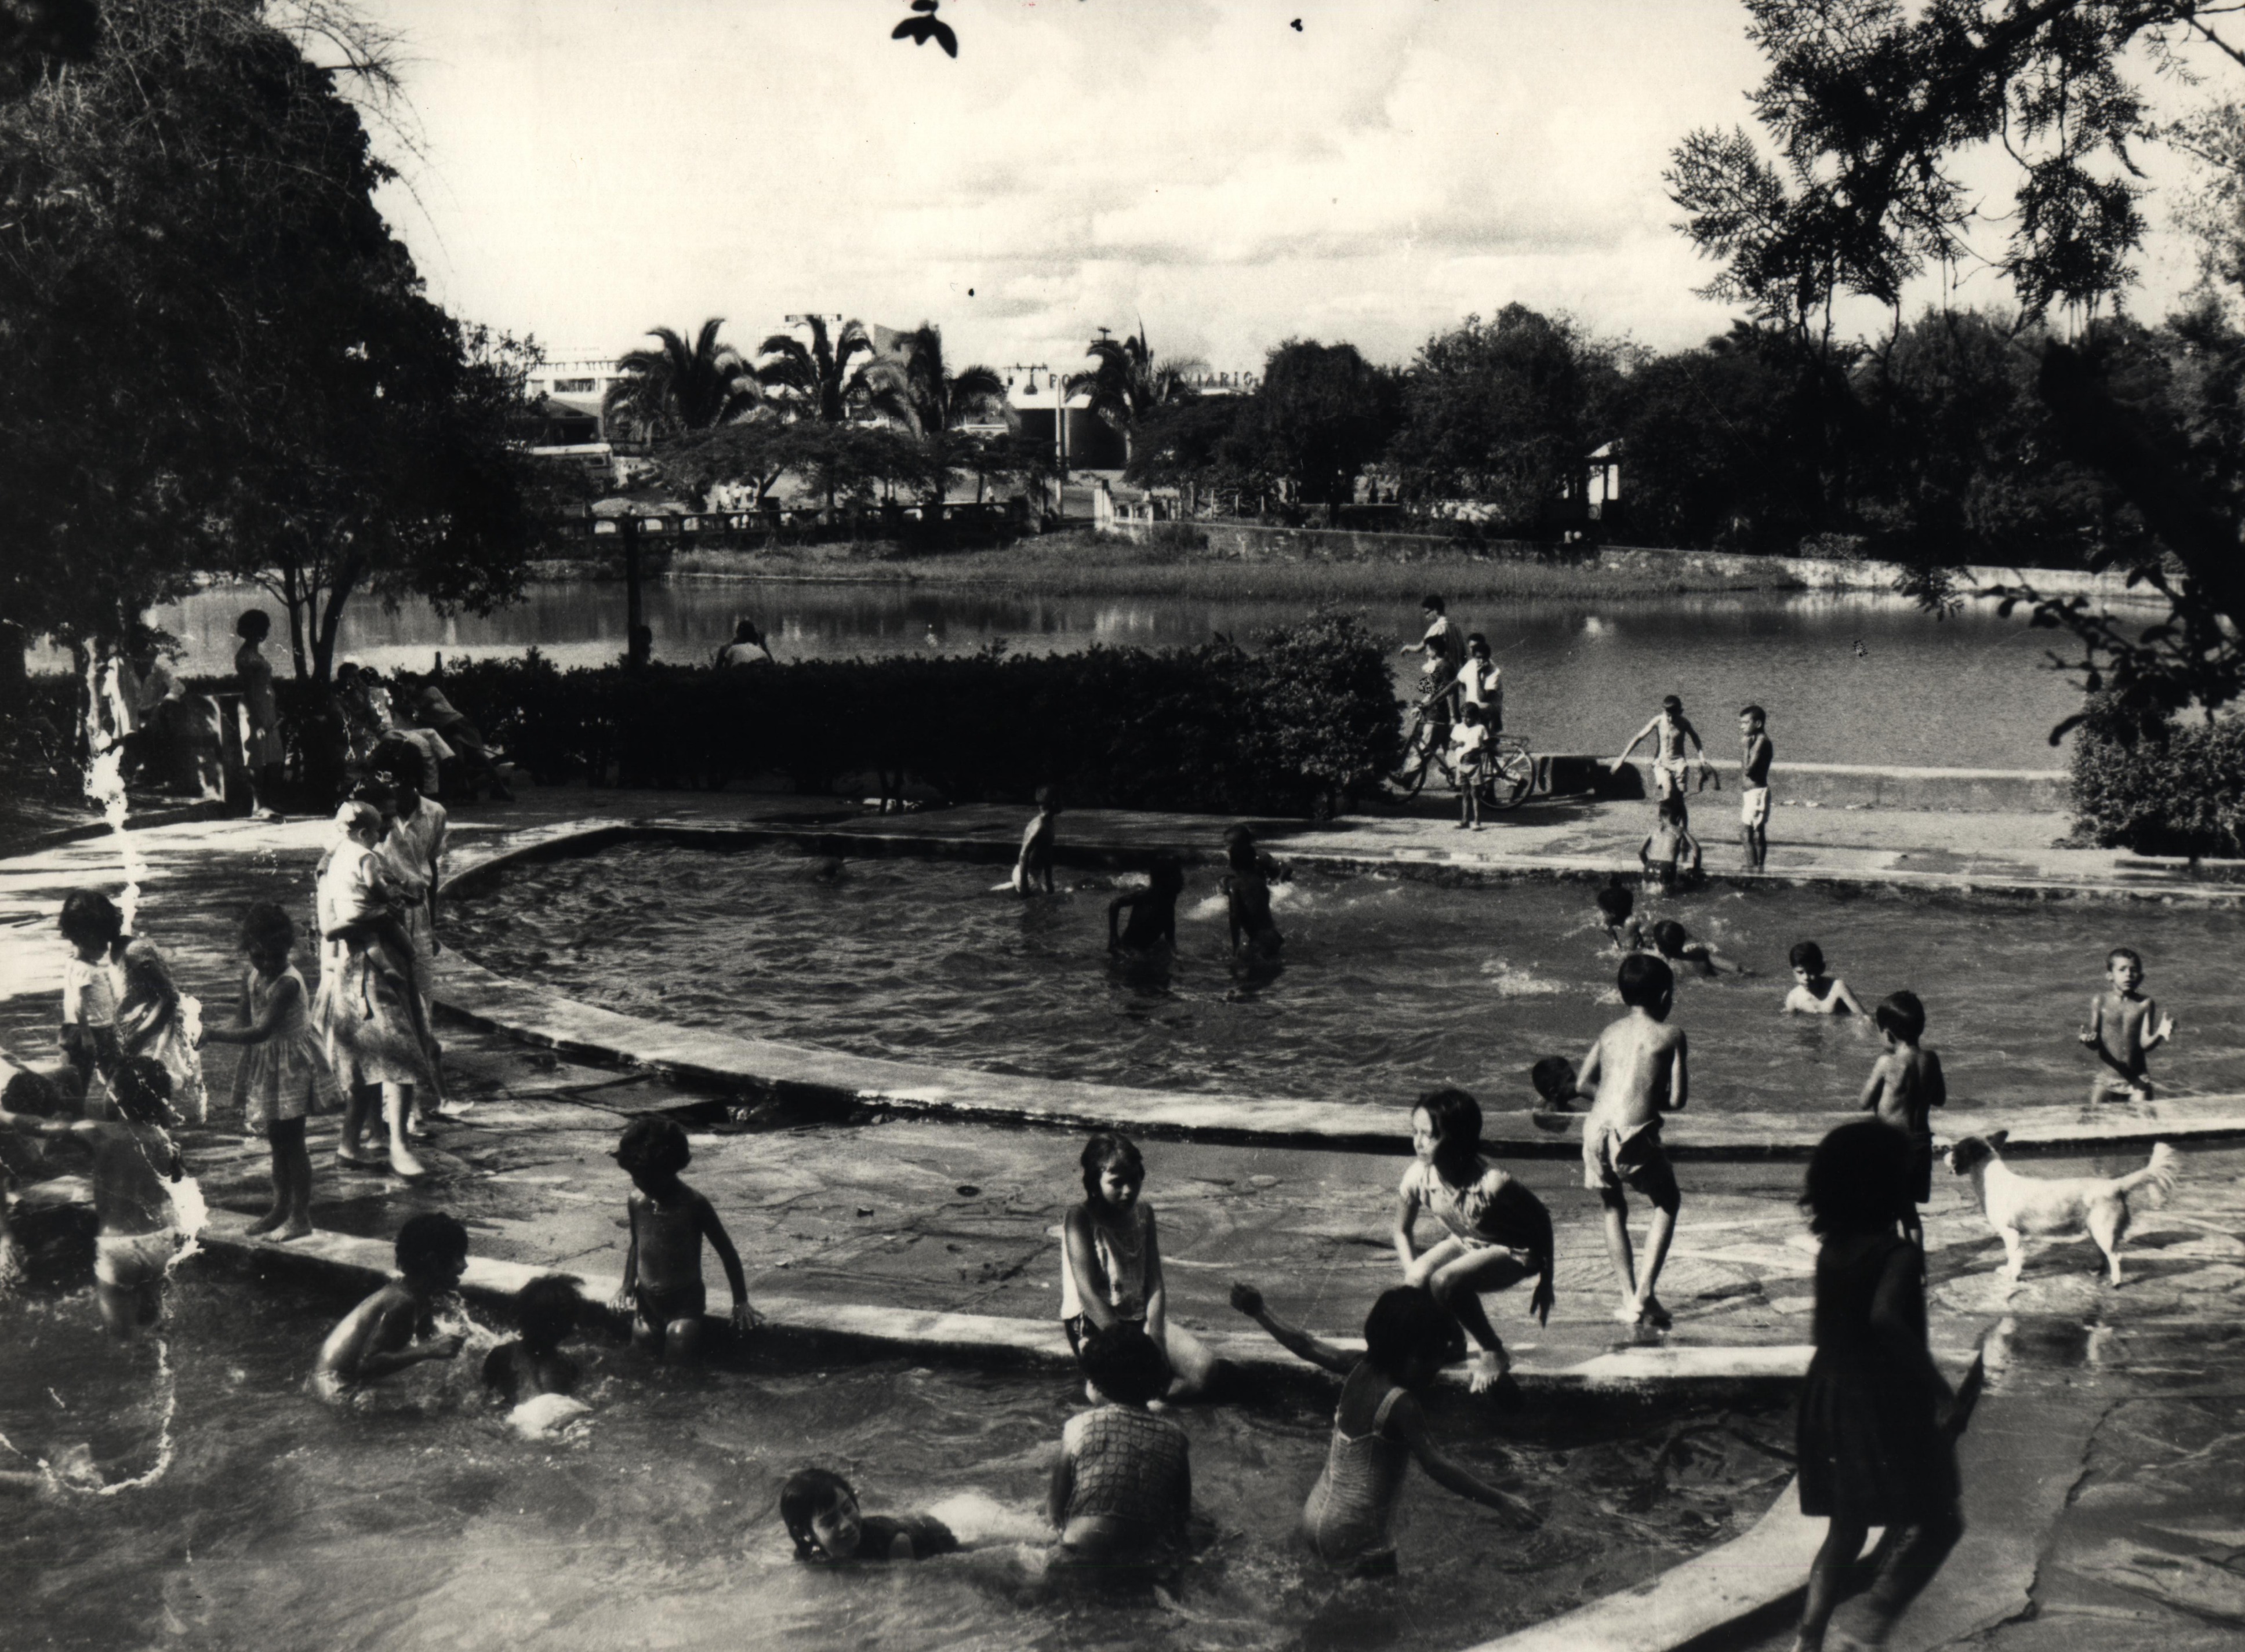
234,610,286,818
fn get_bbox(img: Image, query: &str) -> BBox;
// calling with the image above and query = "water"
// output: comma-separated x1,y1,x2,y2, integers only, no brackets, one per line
126,579,2086,768
445,843,2245,1115
0,1275,1782,1651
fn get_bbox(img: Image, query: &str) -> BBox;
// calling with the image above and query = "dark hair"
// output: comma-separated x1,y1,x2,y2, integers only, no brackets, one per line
1661,694,1683,712
1594,884,1634,922
1801,1120,1915,1236
1657,795,1686,823
1530,1056,1575,1104
1421,594,1445,613
1651,919,1688,959
1461,702,1483,723
1790,940,1826,976
1034,784,1060,810
1080,1131,1145,1200
615,1115,691,1177
368,738,424,793
1222,823,1256,846
1148,857,1184,894
1465,632,1489,652
2106,946,2142,969
110,1056,173,1123
1413,1087,1482,1177
2,1069,67,1119
59,890,123,950
516,1275,582,1350
241,901,295,959
1078,1322,1171,1406
779,1467,857,1562
1362,1285,1465,1375
395,1211,470,1279
1875,991,1926,1044
1617,953,1674,1010
1739,704,1765,723
732,617,761,644
235,609,271,642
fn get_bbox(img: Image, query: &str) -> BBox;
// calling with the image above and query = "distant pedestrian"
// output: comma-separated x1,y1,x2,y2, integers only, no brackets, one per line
234,610,287,818
715,617,774,668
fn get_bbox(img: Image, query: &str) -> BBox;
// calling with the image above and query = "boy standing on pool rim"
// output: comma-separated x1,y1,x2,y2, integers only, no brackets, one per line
1738,705,1774,871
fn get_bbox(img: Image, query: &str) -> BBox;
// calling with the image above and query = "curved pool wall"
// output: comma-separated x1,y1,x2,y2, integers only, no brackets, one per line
435,820,2245,1159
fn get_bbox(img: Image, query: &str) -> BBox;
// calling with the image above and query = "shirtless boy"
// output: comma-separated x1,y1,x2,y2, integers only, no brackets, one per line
1222,828,1283,961
1640,796,1703,892
611,1115,760,1358
1612,695,1708,800
1575,955,1687,1330
1860,991,1946,1248
1012,786,1062,896
1737,705,1773,871
311,1211,468,1399
1783,941,1865,1016
2079,947,2174,1103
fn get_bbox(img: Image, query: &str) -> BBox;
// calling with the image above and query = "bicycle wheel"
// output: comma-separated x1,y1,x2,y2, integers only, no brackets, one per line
1392,714,1434,795
1484,739,1535,809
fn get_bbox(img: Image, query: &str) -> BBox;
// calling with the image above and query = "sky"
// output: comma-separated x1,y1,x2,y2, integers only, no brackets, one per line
354,0,2235,374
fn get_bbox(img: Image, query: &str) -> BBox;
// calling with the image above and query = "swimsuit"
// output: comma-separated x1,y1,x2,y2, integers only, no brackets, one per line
1741,787,1770,827
1301,1384,1411,1569
634,1279,707,1329
94,1228,180,1289
1583,1115,1680,1206
1054,1405,1190,1566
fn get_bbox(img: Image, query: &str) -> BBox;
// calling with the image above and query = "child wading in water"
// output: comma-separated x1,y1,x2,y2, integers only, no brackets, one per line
1061,1131,1216,1400
1046,1326,1193,1580
115,932,206,1123
1639,796,1702,893
782,1468,961,1564
1449,703,1490,829
1785,941,1866,1017
2079,945,2174,1103
1578,954,1688,1330
311,1211,468,1402
1652,919,1743,977
201,903,339,1239
611,1116,761,1359
1012,786,1062,895
1612,694,1709,799
1220,825,1283,962
57,890,124,1099
482,1274,584,1405
1859,991,1945,1251
1792,1120,1966,1652
1230,1283,1539,1573
1392,1089,1556,1395
1594,883,1644,952
1107,858,1183,955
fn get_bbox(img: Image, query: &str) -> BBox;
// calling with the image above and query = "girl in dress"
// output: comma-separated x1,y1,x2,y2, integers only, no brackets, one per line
1059,1132,1218,1401
1792,1120,1966,1651
203,903,338,1238
233,609,286,818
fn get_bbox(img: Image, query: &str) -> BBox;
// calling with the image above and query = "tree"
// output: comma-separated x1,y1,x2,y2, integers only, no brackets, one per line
754,316,879,424
1255,340,1400,521
602,318,761,442
858,322,1005,511
1068,326,1198,463
656,419,920,513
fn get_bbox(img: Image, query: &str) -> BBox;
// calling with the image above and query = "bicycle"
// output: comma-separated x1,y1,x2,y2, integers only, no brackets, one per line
1474,733,1536,811
1392,706,1538,811
1392,701,1458,796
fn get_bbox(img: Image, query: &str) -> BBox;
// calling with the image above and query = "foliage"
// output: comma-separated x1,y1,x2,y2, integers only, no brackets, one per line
602,319,761,442
1255,340,1401,514
656,419,921,510
754,317,879,424
2069,697,2245,857
0,0,97,95
858,322,1006,508
1125,394,1262,493
1069,328,1200,462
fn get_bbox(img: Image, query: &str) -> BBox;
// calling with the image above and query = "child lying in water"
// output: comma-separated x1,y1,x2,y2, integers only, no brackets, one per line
782,1468,961,1563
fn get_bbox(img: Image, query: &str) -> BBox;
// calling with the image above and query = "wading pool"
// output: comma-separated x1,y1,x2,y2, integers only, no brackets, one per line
0,1274,1788,1651
445,842,2245,1115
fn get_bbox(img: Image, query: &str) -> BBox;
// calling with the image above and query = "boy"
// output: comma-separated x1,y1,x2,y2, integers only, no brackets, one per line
610,1115,761,1358
0,1056,183,1339
1531,1056,1583,1112
311,1211,468,1400
1860,991,1946,1248
2079,947,2174,1103
57,889,125,1098
1651,919,1743,977
1047,1325,1193,1578
1012,785,1061,895
1612,694,1708,800
1639,796,1703,892
1737,705,1774,871
482,1273,584,1404
1452,632,1503,733
1449,703,1489,830
1784,941,1865,1016
1595,884,1645,952
1575,955,1687,1330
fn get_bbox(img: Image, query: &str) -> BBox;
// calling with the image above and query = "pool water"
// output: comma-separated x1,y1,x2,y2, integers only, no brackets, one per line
0,1273,1785,1651
446,843,2245,1115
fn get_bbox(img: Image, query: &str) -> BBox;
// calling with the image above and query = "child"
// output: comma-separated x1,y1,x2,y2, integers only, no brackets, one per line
1652,919,1742,977
1398,593,1464,673
1448,703,1489,829
1221,829,1283,962
1060,1131,1217,1400
781,1468,961,1564
1594,883,1644,952
1530,1056,1583,1112
57,890,124,1097
1454,632,1503,734
311,1211,468,1402
1785,941,1866,1016
610,1115,761,1358
1640,795,1702,892
1107,859,1183,955
1791,1120,1964,1652
0,1056,183,1338
1392,1089,1556,1395
115,933,206,1122
1046,1326,1193,1578
2079,946,2174,1104
201,903,339,1239
1231,1282,1538,1573
1738,705,1774,872
1576,954,1687,1330
1611,694,1708,800
1011,785,1061,895
370,739,451,1130
482,1274,584,1405
1860,991,1946,1250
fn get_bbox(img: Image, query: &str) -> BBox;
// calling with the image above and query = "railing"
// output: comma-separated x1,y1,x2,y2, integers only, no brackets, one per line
554,498,1033,543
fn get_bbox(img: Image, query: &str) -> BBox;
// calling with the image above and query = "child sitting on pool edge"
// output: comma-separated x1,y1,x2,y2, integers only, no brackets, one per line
611,1116,762,1360
782,1468,961,1563
1061,1131,1218,1402
311,1211,468,1401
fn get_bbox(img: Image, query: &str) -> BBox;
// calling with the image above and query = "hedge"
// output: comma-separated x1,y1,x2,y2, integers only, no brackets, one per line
2070,698,2245,858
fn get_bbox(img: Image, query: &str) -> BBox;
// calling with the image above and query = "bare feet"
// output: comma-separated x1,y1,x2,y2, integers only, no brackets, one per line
1466,1348,1509,1393
1612,1298,1644,1326
244,1210,285,1236
276,1218,314,1242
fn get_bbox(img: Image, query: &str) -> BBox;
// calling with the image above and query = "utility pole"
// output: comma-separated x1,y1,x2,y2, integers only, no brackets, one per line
1007,362,1062,504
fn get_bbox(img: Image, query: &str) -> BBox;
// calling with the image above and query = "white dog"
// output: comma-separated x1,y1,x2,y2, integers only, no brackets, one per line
1945,1133,2178,1287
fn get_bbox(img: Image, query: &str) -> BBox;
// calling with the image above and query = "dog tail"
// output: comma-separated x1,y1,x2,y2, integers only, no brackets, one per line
2113,1141,2178,1208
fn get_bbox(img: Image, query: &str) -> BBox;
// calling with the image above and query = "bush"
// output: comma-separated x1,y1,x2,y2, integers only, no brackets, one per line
434,613,1403,818
2070,699,2245,857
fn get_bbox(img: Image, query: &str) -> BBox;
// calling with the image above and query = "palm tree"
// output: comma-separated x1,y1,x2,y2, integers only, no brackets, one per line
754,317,879,424
860,323,1005,511
601,319,761,441
1069,325,1200,463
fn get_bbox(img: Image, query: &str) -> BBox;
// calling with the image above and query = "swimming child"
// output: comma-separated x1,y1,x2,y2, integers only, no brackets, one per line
57,890,124,1098
1108,859,1184,955
200,902,339,1240
2078,946,2174,1104
1639,795,1702,892
1230,1282,1539,1573
1046,1325,1193,1579
1594,883,1645,952
1859,991,1946,1250
0,1056,183,1338
1651,919,1742,977
1576,954,1688,1330
1392,1089,1556,1395
115,933,206,1122
1449,704,1489,829
1221,829,1283,962
782,1467,962,1563
1738,705,1774,871
1790,1120,1965,1652
370,738,451,1129
610,1115,761,1359
1530,1056,1583,1112
311,1211,468,1402
1611,694,1708,799
1784,941,1866,1017
482,1274,584,1405
1061,1131,1217,1400
1011,785,1062,895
